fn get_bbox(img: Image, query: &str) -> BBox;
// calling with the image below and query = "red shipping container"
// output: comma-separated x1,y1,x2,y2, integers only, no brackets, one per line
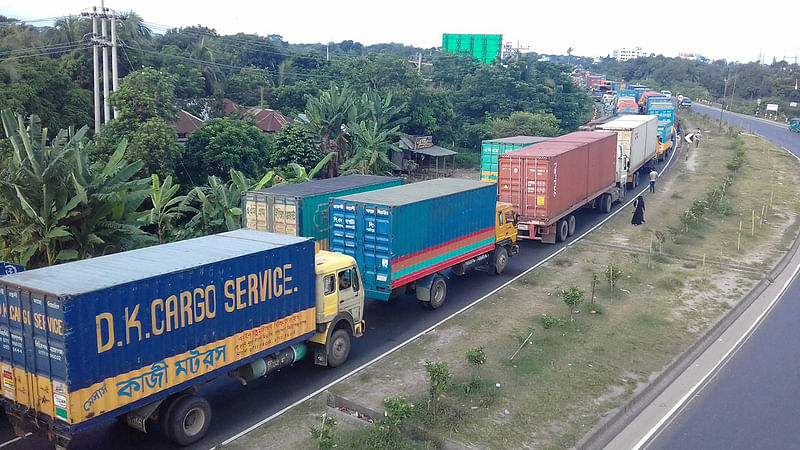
497,132,617,240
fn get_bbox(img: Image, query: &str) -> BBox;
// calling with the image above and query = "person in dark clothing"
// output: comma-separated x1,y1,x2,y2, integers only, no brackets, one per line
632,195,645,226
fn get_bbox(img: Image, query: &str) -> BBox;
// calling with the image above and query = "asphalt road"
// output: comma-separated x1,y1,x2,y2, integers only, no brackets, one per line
643,104,800,449
0,139,675,450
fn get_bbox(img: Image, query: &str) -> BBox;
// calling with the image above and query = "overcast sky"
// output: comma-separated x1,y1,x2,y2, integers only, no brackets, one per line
3,1,796,64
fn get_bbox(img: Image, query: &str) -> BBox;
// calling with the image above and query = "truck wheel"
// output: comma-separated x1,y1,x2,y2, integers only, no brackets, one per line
493,247,509,275
429,277,447,309
567,215,576,236
327,329,351,368
166,394,211,446
600,194,612,213
556,219,569,243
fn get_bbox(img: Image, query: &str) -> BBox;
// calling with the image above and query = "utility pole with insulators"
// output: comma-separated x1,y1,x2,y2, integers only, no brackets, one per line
83,4,125,132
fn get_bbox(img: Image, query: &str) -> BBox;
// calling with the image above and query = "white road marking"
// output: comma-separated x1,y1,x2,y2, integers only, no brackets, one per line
218,140,682,448
633,121,800,449
0,433,32,448
634,260,800,450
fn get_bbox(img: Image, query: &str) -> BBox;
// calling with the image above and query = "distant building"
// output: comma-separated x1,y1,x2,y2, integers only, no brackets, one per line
223,99,291,134
613,46,646,62
678,52,709,63
169,110,204,143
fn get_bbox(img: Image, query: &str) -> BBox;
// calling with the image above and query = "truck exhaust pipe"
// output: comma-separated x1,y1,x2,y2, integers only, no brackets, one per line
229,344,306,385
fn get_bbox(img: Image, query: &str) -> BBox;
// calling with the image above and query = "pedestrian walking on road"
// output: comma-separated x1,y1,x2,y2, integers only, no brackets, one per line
649,169,659,193
632,195,645,226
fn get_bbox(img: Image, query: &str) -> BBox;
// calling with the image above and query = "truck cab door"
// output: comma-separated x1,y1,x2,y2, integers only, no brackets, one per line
337,267,363,324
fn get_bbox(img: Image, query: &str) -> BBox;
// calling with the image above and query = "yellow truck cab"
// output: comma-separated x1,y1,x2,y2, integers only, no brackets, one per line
307,251,365,367
493,202,520,274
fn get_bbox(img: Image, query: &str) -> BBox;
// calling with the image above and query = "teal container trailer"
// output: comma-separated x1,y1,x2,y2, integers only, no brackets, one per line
243,175,402,250
480,136,552,182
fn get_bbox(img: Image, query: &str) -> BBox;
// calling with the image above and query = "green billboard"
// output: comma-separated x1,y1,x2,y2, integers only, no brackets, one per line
442,34,502,64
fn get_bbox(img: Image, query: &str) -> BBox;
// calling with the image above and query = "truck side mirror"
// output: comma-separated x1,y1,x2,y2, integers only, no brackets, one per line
514,214,520,226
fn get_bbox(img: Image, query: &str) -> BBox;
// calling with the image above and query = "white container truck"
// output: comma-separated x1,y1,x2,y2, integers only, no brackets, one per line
597,115,658,189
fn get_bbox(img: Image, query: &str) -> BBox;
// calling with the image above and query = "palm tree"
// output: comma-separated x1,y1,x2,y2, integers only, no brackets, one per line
48,15,90,46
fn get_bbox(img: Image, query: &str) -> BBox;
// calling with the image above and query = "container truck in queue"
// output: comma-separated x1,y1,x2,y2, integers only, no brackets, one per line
497,132,623,243
597,115,658,189
242,175,402,250
0,230,365,447
480,136,552,182
330,178,518,309
646,97,675,160
616,98,640,115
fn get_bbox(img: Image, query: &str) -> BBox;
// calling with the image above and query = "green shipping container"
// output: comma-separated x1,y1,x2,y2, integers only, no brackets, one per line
243,175,402,250
480,136,552,182
442,33,502,64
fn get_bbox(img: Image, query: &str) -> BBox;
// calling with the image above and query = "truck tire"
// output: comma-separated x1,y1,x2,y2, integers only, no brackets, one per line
556,219,569,243
429,277,447,309
327,329,351,368
493,246,509,275
600,194,612,213
160,393,189,441
166,394,211,446
567,215,576,236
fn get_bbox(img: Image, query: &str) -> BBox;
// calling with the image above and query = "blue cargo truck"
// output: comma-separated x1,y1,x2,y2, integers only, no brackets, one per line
330,179,519,309
0,230,365,447
646,97,675,160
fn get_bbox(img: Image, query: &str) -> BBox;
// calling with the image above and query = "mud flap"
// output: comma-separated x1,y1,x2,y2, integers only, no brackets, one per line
414,273,445,302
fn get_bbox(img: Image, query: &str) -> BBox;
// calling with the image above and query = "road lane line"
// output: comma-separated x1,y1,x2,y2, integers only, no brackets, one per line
217,244,568,447
627,101,800,449
0,433,32,448
219,138,683,448
633,260,800,450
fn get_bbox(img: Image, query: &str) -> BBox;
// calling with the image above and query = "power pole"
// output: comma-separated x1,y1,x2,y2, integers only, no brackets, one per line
110,9,119,118
101,2,110,124
83,5,124,131
91,8,101,133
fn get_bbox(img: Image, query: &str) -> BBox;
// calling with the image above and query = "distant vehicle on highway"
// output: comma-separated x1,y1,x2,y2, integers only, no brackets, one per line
790,118,800,133
680,97,693,108
660,90,672,98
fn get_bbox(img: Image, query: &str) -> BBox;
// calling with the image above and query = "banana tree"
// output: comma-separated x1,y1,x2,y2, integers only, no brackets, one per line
181,169,279,238
300,84,357,177
282,152,336,184
142,174,186,244
0,111,83,267
70,138,154,258
340,120,401,176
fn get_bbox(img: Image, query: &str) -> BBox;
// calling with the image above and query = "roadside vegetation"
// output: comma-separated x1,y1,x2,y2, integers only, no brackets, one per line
223,110,800,450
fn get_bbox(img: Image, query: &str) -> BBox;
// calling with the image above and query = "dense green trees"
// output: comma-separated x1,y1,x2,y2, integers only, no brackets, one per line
184,117,272,182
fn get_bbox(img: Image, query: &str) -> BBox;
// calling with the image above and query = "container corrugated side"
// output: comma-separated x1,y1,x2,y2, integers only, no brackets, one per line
0,230,315,429
480,137,551,182
243,176,401,250
497,135,616,223
330,180,496,300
